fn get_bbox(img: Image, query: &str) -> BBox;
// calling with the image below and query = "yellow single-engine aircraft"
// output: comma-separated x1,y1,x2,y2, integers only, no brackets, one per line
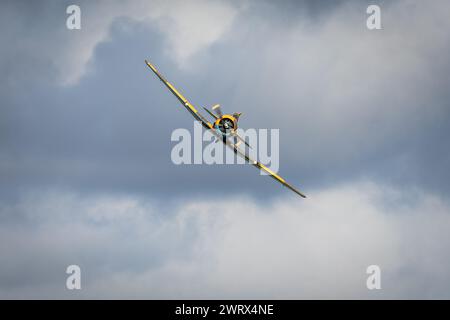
145,60,306,198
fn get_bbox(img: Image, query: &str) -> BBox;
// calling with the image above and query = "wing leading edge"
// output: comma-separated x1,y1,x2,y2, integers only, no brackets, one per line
223,139,307,198
144,59,306,198
145,60,212,129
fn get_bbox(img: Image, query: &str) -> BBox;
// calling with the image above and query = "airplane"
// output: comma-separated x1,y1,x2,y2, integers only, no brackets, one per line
144,60,306,198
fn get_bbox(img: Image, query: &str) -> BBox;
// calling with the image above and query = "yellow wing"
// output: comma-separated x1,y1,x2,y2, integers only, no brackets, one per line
145,60,213,129
223,137,307,198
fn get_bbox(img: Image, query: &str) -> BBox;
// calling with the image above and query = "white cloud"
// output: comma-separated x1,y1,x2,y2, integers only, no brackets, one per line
1,182,449,298
0,0,240,86
60,0,240,85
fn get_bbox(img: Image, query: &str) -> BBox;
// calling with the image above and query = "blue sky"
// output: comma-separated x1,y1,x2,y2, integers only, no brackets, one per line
1,0,450,298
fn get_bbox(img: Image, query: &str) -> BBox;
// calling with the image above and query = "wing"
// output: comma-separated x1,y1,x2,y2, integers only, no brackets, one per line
218,132,307,198
203,107,219,120
145,60,213,129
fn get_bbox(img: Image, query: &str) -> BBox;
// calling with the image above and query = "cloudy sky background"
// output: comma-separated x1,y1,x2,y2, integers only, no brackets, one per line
1,0,450,298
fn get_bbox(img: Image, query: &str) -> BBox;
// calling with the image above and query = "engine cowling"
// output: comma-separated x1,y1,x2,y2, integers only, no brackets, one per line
214,115,238,136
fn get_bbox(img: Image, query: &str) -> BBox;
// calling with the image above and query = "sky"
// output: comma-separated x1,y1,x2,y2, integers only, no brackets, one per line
1,0,450,299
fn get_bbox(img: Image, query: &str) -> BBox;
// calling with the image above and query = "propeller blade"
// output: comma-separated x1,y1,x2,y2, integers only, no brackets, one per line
212,104,223,117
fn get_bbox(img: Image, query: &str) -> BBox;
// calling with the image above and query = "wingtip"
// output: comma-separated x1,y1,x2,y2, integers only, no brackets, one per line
286,184,307,199
294,187,307,198
295,189,307,198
